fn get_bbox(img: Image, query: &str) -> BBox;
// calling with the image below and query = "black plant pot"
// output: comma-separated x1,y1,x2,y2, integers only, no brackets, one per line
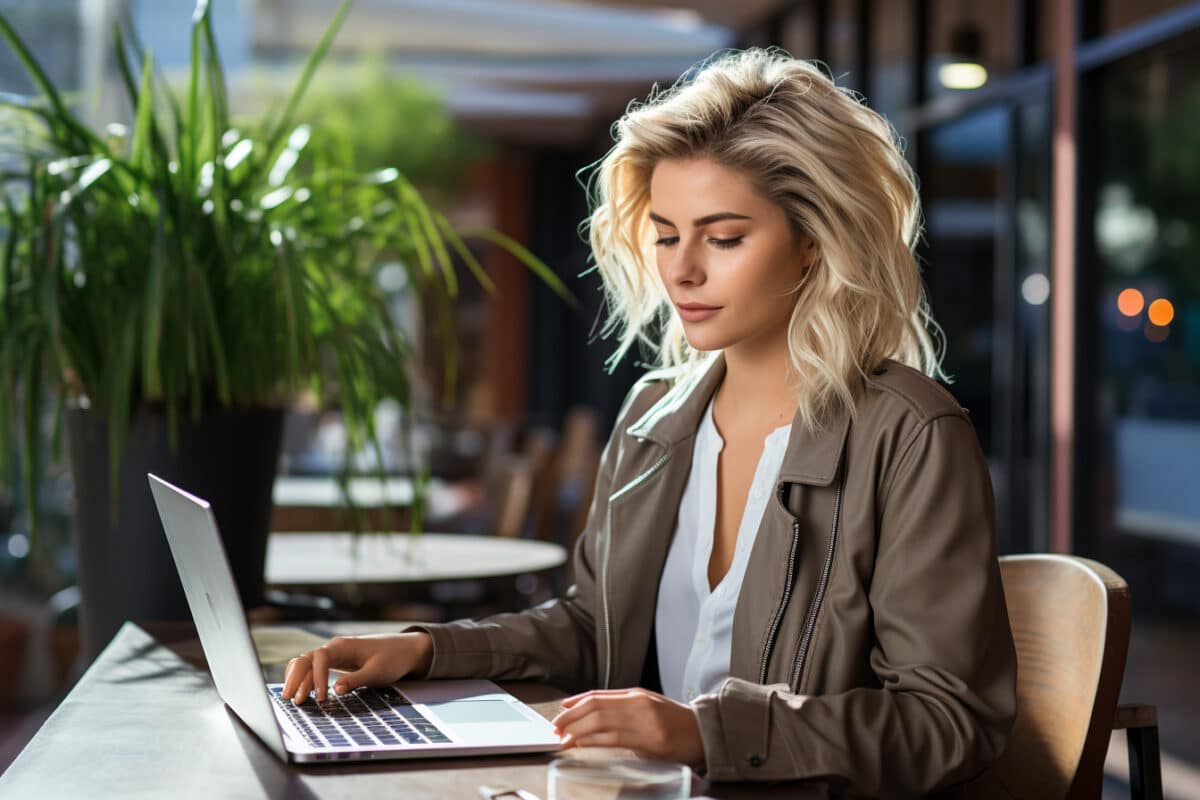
66,405,284,662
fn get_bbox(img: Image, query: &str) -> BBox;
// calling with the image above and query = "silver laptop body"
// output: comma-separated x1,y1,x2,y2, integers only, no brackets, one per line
148,473,563,764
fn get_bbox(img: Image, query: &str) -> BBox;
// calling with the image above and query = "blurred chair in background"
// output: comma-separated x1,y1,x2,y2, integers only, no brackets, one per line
535,406,601,593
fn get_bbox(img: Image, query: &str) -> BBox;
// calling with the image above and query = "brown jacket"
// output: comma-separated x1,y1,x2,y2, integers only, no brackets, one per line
411,352,1017,797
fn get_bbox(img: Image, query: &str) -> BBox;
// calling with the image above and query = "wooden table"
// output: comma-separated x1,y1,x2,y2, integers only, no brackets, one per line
265,533,567,585
0,622,831,799
270,476,476,532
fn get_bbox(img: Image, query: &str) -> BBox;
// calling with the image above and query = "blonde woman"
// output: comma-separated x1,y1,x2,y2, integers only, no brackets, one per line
283,48,1017,796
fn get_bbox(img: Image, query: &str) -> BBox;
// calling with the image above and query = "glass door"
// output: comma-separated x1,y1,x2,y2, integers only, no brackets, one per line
918,93,1052,554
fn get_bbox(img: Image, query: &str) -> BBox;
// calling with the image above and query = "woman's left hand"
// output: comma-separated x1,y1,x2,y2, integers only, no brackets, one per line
550,688,707,770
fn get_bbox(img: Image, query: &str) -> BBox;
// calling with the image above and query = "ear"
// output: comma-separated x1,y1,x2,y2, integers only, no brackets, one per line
800,236,819,269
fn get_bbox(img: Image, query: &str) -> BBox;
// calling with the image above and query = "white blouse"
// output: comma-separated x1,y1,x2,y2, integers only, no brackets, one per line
654,395,791,704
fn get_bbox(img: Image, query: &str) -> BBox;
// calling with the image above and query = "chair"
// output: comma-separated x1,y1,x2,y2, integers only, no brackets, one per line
969,554,1162,800
427,420,554,535
491,454,537,539
528,406,600,546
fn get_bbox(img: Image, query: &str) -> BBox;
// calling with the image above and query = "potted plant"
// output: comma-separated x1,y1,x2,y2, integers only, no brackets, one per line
0,1,571,660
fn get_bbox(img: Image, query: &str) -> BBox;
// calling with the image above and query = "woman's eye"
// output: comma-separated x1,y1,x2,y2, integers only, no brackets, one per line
653,236,743,248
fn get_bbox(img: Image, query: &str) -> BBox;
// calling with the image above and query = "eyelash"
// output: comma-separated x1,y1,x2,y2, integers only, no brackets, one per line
653,236,743,249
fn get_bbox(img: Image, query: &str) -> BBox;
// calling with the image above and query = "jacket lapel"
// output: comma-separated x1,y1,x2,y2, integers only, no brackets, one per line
607,352,853,689
625,350,851,483
602,354,724,688
729,403,852,684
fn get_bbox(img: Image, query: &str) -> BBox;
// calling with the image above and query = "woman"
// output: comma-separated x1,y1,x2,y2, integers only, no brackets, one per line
282,48,1017,797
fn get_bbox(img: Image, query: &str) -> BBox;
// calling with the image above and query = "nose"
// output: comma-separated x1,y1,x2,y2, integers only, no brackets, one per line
660,238,705,288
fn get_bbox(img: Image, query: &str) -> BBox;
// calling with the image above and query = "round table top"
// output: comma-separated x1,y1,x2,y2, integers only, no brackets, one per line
273,475,435,507
265,532,568,585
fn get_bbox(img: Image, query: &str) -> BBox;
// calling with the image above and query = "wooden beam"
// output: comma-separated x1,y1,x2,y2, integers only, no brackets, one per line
484,150,531,422
1050,0,1076,554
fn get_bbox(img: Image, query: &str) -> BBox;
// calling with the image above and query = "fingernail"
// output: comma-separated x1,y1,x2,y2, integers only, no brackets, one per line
334,682,345,694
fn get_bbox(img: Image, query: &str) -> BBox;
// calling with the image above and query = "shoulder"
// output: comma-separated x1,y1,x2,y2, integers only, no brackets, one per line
859,358,968,427
854,360,986,507
851,359,978,473
612,364,681,431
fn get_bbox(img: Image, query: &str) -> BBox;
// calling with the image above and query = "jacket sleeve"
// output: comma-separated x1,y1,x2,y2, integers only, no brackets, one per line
691,412,1018,797
401,385,642,693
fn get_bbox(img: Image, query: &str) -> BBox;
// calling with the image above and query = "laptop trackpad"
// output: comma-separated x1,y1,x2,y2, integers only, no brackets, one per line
423,700,529,725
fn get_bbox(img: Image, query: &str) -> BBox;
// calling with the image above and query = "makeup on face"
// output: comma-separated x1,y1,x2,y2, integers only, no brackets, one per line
649,158,809,354
675,302,721,322
650,209,750,323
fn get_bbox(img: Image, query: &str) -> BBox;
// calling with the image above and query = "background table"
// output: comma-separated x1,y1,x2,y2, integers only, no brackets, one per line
270,476,475,532
265,532,568,585
0,621,830,799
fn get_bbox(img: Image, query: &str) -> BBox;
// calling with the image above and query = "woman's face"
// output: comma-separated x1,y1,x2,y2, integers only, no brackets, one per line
649,157,814,355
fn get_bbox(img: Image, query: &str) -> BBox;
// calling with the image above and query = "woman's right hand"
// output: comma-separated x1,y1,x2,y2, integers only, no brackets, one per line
281,632,434,704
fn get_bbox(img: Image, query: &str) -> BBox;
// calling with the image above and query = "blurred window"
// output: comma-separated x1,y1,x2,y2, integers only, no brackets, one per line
0,2,80,94
920,107,1009,461
1099,0,1194,36
828,0,858,85
1088,27,1200,580
869,0,914,124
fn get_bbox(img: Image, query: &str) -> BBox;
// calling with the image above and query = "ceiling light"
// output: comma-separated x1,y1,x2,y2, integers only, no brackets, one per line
939,23,988,90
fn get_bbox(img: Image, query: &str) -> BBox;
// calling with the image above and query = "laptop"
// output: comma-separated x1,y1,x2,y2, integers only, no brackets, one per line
147,473,563,764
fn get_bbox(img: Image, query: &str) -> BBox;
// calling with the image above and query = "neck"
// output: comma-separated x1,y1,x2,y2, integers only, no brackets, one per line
713,330,797,429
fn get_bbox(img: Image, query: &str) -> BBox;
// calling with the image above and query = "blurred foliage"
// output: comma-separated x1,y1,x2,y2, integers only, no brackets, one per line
293,52,493,199
1100,57,1200,299
1096,40,1200,409
0,0,571,539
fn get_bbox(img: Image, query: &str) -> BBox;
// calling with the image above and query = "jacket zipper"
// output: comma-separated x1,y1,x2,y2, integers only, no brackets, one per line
602,451,671,688
788,470,845,692
759,485,802,684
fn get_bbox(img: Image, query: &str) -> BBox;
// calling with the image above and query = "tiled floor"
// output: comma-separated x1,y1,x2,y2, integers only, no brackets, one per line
1103,614,1200,800
1121,616,1200,764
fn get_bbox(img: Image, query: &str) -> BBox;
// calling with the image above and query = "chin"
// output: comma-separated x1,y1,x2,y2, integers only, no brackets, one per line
680,328,732,353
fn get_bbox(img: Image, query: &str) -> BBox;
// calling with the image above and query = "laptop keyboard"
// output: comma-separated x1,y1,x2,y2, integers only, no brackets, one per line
270,685,452,749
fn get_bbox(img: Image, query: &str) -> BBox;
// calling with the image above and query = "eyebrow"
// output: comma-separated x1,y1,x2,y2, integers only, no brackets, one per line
648,211,752,228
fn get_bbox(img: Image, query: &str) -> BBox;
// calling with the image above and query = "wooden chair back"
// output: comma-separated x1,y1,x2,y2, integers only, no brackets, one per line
976,555,1131,799
557,406,600,477
492,455,535,539
530,407,601,543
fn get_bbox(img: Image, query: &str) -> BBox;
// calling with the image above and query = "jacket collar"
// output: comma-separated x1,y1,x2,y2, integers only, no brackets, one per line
624,351,851,487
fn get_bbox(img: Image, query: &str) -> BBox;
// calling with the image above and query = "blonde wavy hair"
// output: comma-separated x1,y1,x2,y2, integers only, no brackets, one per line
580,47,947,433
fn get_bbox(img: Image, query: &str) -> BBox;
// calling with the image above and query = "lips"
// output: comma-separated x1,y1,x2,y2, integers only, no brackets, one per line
675,302,721,322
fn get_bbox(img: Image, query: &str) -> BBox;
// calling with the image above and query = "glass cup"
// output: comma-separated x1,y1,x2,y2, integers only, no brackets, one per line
547,756,690,800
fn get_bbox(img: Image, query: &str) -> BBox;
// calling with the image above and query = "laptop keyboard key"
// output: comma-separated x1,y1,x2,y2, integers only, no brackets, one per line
271,684,457,750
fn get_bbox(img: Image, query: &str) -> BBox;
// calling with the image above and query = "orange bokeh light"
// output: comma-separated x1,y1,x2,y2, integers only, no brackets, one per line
1117,288,1145,317
1148,298,1175,327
